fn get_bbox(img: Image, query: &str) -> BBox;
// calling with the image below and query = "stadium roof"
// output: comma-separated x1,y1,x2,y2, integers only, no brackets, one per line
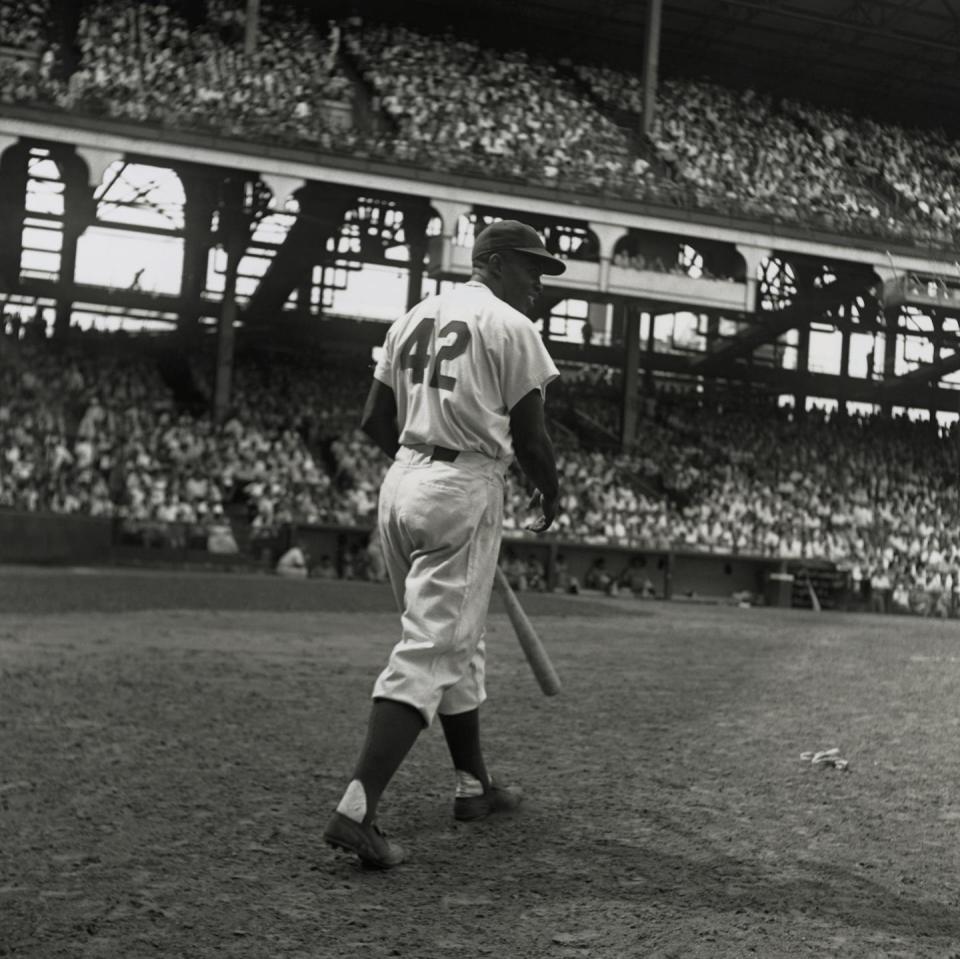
343,0,960,130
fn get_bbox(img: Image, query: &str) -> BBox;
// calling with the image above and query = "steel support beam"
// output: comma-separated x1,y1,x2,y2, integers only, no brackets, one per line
641,0,664,136
875,347,960,395
690,277,873,375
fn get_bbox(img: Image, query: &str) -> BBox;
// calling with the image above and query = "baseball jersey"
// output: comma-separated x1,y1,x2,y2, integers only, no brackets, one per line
374,280,559,462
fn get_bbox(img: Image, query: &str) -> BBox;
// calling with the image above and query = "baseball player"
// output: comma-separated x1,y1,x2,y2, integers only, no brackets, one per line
323,220,564,868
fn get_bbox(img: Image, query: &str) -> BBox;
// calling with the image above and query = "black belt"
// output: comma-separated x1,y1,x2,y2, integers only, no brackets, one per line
429,445,460,462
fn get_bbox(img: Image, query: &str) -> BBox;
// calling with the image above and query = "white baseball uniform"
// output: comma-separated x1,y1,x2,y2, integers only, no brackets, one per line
371,280,559,725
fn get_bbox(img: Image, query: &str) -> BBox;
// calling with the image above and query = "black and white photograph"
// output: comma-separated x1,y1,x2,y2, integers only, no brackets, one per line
2,1,960,955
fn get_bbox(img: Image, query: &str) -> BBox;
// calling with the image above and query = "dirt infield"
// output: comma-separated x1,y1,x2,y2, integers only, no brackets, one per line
2,567,960,958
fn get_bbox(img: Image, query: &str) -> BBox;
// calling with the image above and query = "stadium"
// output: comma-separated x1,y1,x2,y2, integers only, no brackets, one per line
2,0,960,955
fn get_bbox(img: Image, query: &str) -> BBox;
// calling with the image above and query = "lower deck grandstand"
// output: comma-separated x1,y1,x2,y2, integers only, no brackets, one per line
2,0,960,620
3,324,959,616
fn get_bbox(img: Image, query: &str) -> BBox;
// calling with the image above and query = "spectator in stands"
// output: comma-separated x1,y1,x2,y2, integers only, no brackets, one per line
207,506,239,554
276,538,309,578
584,557,613,593
500,548,528,592
365,526,387,583
524,553,547,592
618,555,657,597
869,564,892,614
553,553,580,594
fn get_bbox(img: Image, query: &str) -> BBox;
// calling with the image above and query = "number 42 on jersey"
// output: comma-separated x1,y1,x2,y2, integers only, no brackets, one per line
398,317,471,391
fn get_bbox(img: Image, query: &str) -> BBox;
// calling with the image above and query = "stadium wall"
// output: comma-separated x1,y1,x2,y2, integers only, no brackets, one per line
0,511,790,605
0,510,112,564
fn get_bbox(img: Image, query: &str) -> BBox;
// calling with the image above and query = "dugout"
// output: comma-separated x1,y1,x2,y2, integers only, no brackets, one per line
0,511,837,609
498,534,782,603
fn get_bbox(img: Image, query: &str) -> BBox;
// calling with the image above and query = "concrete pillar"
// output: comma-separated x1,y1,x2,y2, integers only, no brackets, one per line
643,309,657,396
703,312,720,404
929,316,943,425
838,306,851,416
735,243,772,314
402,200,432,311
213,175,249,424
430,198,472,246
588,222,627,294
178,167,219,345
880,303,899,418
621,303,642,452
794,323,810,416
74,146,120,192
0,139,29,295
52,151,97,339
260,173,305,211
790,263,819,416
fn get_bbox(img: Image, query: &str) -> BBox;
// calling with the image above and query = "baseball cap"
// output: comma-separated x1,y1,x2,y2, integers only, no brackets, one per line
472,220,566,275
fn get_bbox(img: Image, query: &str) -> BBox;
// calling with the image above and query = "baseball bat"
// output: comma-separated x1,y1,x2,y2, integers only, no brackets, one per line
493,566,562,696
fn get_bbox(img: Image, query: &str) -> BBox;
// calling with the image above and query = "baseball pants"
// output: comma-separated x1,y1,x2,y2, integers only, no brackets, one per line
372,445,507,726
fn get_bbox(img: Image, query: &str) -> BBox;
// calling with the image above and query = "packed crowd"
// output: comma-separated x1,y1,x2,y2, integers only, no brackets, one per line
5,0,353,145
0,333,353,552
781,99,960,240
649,80,894,239
5,5,960,246
344,23,637,193
629,391,960,612
0,0,48,50
0,0,52,102
4,327,960,612
573,62,646,115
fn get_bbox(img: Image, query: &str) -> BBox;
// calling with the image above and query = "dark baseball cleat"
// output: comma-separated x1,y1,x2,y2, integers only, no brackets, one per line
323,812,406,869
454,782,524,822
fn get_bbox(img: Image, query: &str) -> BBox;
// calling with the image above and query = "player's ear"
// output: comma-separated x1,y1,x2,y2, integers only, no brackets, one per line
486,251,507,277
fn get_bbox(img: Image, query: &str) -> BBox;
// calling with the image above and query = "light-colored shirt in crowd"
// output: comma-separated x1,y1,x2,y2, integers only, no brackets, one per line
276,545,308,578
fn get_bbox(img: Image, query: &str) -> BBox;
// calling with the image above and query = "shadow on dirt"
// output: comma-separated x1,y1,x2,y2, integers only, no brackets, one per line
555,831,958,943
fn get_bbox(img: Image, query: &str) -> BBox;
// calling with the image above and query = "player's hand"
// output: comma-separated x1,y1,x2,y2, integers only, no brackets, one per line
524,490,557,534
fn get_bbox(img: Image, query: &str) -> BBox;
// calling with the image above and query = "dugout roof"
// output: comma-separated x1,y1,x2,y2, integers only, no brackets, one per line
338,0,960,131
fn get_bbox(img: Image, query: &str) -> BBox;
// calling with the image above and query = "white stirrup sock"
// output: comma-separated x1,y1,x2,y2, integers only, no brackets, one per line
455,770,485,798
336,779,368,823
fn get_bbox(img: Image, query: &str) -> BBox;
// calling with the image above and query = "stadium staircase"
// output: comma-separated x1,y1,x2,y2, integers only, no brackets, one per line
554,398,620,449
335,42,397,139
553,398,664,503
554,62,667,182
861,171,911,219
1,335,87,442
